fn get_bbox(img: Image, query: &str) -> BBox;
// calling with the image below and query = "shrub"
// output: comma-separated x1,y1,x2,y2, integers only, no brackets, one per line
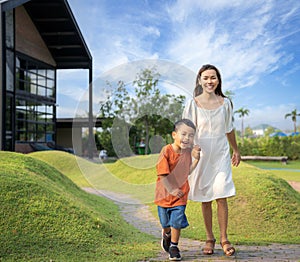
237,135,300,160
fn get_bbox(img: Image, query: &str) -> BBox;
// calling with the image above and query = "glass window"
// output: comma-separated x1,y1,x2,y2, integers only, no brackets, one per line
47,105,54,114
15,56,56,143
14,98,55,143
30,83,37,95
37,69,47,77
17,131,27,141
28,132,36,142
28,123,36,132
47,69,55,79
37,75,46,86
47,78,55,89
28,72,37,84
46,123,54,132
38,86,46,96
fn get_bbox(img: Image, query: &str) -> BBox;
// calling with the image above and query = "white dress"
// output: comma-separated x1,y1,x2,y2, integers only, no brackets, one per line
182,97,236,202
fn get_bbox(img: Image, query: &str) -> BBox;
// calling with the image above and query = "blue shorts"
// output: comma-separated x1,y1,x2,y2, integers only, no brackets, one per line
157,205,189,229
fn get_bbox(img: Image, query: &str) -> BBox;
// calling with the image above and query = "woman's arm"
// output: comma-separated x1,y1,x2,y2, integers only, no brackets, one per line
190,145,201,173
226,130,241,167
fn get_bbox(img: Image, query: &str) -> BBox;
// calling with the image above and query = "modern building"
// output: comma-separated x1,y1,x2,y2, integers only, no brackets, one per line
0,0,94,156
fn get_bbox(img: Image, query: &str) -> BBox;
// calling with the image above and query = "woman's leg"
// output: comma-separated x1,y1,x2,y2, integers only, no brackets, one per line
202,201,214,239
216,198,228,241
216,198,235,256
201,201,215,254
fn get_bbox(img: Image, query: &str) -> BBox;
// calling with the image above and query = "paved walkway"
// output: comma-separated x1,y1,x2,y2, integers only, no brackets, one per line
83,187,300,262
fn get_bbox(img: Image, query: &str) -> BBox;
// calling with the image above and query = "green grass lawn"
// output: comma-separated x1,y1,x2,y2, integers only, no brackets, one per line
244,160,300,182
31,151,300,245
3,151,299,261
183,162,300,244
0,151,158,261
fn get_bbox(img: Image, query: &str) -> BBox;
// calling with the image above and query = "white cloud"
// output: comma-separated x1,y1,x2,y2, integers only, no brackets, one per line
58,0,300,130
165,0,297,92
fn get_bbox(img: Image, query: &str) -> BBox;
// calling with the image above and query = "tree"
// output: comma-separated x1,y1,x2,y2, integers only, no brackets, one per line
224,90,235,100
244,126,253,137
98,80,132,157
131,68,161,154
131,68,186,154
98,67,186,157
285,109,300,133
234,107,250,139
264,126,276,137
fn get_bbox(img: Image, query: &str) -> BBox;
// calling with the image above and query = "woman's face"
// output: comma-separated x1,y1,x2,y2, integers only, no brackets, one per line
199,69,219,94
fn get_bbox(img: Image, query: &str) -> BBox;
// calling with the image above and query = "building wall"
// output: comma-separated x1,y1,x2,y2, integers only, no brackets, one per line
15,6,56,66
57,127,83,156
0,8,3,150
253,129,265,136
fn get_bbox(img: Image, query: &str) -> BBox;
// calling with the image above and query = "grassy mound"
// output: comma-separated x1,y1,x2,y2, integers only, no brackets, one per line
0,151,157,261
32,151,156,203
183,162,300,244
31,151,300,244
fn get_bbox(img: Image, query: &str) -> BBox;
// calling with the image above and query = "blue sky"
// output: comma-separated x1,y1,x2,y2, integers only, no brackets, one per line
57,0,300,132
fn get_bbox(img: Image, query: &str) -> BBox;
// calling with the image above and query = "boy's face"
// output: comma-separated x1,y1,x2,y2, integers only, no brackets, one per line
172,124,195,150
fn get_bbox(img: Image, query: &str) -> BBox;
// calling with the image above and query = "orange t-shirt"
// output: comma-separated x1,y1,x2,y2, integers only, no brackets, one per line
154,144,192,207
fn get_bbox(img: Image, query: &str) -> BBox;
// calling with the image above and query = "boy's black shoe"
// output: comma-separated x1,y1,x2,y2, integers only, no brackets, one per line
161,232,171,252
169,246,181,261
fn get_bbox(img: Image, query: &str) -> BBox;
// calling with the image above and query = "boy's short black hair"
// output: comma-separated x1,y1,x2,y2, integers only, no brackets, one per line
174,119,196,132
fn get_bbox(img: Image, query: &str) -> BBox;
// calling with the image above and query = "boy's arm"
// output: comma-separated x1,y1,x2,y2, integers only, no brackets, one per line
159,174,184,198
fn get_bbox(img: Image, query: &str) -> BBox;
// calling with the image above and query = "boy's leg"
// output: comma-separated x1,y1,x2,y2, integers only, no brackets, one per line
163,227,171,235
170,227,180,243
157,206,171,252
168,206,188,261
169,227,181,261
161,227,171,252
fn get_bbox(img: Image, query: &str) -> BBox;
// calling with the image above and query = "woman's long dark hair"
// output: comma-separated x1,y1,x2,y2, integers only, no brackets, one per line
193,64,227,98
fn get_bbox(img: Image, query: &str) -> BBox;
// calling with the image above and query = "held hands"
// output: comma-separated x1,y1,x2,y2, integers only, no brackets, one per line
170,188,184,198
192,145,201,160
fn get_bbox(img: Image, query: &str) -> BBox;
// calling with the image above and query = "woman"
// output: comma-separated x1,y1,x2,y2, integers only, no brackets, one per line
182,64,241,256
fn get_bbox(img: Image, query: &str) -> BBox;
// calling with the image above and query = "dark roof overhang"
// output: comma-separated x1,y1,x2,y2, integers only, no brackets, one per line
57,118,103,128
23,0,92,69
2,0,92,69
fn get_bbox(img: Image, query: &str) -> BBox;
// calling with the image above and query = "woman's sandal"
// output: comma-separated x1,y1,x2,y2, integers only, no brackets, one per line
202,239,216,255
220,240,235,256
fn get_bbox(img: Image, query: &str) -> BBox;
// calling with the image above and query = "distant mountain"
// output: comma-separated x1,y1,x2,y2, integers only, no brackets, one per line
252,124,280,136
252,124,278,131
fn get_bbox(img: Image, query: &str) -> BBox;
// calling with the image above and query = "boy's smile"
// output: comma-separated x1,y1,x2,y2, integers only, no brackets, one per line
172,124,195,152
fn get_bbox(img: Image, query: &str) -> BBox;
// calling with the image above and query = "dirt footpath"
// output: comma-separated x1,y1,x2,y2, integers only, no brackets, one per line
288,181,300,192
83,187,300,262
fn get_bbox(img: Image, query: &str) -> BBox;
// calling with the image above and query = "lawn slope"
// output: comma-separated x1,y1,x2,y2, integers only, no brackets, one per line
0,151,157,261
184,162,300,244
32,151,156,203
31,152,300,244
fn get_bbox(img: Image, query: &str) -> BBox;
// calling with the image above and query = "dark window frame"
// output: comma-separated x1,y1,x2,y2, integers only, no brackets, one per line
15,53,56,144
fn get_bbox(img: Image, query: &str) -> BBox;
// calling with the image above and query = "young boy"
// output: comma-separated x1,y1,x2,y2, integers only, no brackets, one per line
154,119,200,261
